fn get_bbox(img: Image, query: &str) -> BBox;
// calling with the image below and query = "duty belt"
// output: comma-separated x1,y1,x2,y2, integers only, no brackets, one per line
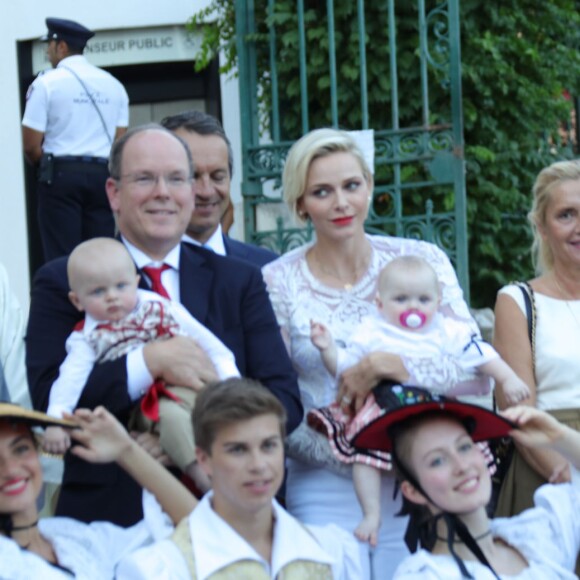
53,155,108,165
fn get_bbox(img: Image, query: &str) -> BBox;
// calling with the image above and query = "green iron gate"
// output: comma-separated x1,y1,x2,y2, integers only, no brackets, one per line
235,0,469,300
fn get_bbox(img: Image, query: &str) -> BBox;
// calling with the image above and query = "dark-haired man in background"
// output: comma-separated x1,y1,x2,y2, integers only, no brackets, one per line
161,110,277,267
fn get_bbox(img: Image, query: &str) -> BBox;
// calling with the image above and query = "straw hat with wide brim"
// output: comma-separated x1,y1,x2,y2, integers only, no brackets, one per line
0,403,77,429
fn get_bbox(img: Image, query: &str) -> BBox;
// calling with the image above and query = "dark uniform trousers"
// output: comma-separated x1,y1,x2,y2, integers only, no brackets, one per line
37,156,115,262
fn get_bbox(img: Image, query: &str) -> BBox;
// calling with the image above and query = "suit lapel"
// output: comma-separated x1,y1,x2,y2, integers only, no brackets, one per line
137,274,149,291
223,235,247,260
179,244,213,324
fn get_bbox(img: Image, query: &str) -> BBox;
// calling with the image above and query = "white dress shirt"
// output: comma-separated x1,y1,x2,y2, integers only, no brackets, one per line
117,493,362,579
121,238,182,397
182,224,226,256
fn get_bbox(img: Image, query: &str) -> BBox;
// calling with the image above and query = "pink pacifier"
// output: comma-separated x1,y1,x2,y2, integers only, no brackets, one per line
400,309,427,329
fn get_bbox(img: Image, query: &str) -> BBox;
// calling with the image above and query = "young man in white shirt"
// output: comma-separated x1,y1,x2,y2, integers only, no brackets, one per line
118,377,361,579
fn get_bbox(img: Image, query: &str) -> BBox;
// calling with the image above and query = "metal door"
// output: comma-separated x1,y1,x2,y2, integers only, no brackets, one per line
235,0,469,298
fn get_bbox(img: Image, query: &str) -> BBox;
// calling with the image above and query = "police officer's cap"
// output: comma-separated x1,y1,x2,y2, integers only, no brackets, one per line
40,18,95,48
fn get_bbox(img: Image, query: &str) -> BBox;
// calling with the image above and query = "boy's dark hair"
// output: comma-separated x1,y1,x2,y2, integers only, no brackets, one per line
193,378,287,453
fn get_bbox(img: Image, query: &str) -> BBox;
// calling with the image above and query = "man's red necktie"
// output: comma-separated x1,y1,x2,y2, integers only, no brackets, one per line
139,264,179,421
142,264,171,299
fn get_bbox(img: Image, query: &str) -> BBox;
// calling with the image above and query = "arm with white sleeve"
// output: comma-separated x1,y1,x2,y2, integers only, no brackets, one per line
43,329,97,454
21,75,48,165
46,330,97,418
0,263,30,407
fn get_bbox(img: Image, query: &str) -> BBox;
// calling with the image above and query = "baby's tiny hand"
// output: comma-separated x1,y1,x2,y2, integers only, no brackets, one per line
354,513,381,547
503,377,531,405
310,320,332,351
42,426,71,455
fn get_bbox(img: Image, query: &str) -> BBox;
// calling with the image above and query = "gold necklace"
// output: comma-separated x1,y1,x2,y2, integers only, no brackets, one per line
310,247,371,290
553,274,580,329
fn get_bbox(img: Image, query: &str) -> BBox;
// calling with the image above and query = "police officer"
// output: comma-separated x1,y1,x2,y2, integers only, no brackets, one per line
22,18,129,262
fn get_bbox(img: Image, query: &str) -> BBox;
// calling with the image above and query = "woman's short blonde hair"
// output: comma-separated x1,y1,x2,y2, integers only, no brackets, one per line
529,159,580,273
282,128,373,223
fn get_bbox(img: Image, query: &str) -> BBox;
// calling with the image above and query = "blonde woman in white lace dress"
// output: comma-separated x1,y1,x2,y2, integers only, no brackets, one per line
262,128,483,580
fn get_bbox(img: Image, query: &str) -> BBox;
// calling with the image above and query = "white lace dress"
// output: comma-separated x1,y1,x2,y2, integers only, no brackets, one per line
262,234,479,580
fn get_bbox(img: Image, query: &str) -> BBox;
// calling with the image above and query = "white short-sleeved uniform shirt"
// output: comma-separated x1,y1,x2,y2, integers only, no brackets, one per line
22,55,129,157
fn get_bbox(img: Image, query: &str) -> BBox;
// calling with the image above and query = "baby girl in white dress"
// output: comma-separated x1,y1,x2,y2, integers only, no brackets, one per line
309,255,529,546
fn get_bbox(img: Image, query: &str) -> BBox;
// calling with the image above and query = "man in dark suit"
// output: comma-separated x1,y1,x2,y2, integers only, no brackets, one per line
160,110,277,267
26,124,302,526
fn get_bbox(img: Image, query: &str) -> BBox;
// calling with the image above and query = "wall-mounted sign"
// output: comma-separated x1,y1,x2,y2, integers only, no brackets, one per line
32,25,202,73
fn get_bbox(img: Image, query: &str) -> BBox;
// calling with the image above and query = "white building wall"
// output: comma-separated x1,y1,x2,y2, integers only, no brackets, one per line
1,1,241,309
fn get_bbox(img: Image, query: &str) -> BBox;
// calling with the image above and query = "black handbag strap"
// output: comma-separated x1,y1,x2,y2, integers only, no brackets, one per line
512,281,536,368
493,281,536,414
61,65,113,146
